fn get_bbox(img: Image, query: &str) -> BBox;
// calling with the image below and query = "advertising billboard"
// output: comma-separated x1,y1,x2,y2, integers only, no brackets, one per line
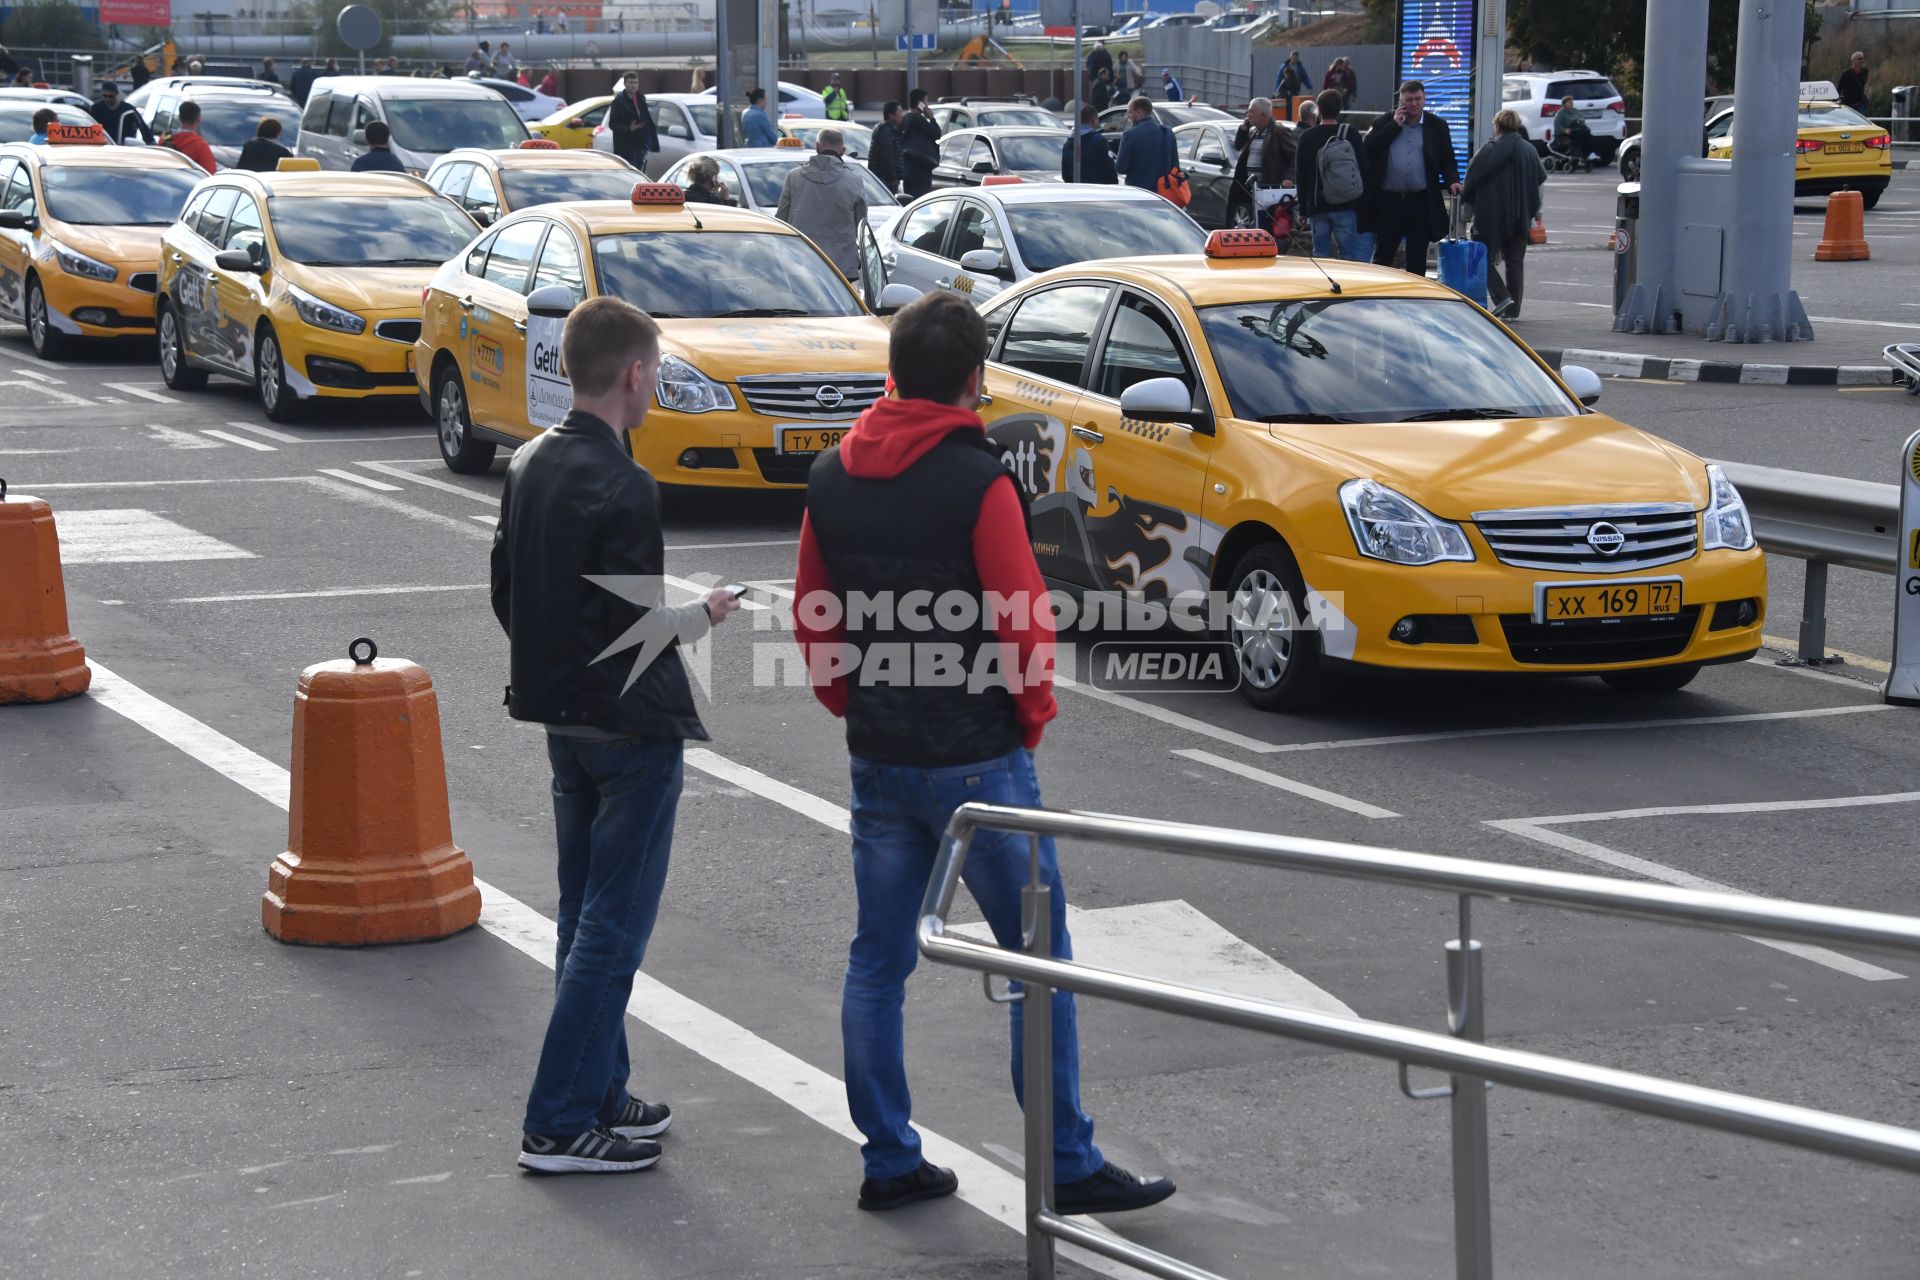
1396,0,1475,177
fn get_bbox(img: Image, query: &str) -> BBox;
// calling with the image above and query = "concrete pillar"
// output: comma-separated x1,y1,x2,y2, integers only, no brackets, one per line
1615,0,1708,336
1472,0,1507,157
1709,0,1813,343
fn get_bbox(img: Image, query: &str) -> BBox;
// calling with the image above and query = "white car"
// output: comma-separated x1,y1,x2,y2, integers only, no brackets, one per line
592,92,722,178
468,75,566,122
860,182,1207,310
658,147,903,234
697,79,827,122
1501,69,1627,161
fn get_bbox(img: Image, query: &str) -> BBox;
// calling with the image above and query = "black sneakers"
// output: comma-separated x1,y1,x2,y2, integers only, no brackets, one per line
518,1127,661,1175
606,1095,673,1139
858,1160,960,1211
1055,1161,1176,1215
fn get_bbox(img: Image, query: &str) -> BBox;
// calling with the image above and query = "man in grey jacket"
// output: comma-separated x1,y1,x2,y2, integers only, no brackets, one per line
776,129,868,278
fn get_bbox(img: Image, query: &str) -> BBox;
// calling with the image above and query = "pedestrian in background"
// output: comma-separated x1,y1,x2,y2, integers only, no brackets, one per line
1461,107,1545,320
682,154,735,205
1161,68,1183,101
1365,79,1459,274
538,70,558,98
776,127,867,279
899,89,941,197
167,101,216,172
130,54,150,90
1324,56,1357,112
1086,39,1112,99
823,70,852,121
610,72,660,169
1275,50,1305,119
493,294,740,1176
1233,96,1297,231
1115,49,1140,95
27,107,53,145
1062,104,1118,183
1295,87,1373,261
1091,66,1117,112
555,9,569,32
496,41,518,78
465,48,485,75
237,115,293,171
793,289,1178,1218
868,100,904,194
290,56,315,103
90,80,153,145
1838,50,1869,112
259,56,280,87
1116,95,1176,193
351,120,406,171
742,87,780,147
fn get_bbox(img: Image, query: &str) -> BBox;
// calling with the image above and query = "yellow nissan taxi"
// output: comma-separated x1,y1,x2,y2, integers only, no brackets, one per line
417,182,894,482
156,164,480,421
530,95,616,148
0,129,204,358
423,142,641,227
967,228,1766,710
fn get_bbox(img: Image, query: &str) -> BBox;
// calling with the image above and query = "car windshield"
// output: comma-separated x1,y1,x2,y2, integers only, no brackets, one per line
687,103,718,136
382,96,528,152
591,231,859,319
42,164,202,225
1800,105,1873,127
192,97,303,146
1198,297,1577,424
789,125,870,158
740,157,895,208
1006,200,1207,272
997,134,1066,171
978,108,1060,129
500,167,645,209
267,196,479,266
0,102,92,141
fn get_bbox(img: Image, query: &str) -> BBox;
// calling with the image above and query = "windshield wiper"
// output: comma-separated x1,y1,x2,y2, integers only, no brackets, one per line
714,307,812,318
353,258,443,267
1395,407,1527,422
1257,412,1366,424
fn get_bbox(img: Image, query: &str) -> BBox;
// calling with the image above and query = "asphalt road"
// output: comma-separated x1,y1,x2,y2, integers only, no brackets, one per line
6,319,1920,1279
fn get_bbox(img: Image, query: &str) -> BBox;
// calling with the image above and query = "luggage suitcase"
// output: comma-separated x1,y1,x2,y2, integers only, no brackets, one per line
1437,195,1488,308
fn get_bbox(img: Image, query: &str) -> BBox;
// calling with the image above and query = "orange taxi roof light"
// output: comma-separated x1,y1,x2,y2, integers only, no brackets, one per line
46,122,107,146
632,181,685,205
1205,228,1278,259
277,157,322,172
781,112,804,119
519,138,561,149
775,136,807,147
981,174,1022,185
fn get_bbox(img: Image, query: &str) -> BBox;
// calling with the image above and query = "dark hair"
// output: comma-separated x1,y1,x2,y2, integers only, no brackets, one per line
31,107,54,131
1315,88,1343,120
101,80,119,94
1080,105,1098,124
257,115,282,138
889,292,986,404
908,87,927,108
749,86,766,105
882,99,900,119
1127,95,1154,114
365,120,391,146
178,99,200,126
1399,80,1425,97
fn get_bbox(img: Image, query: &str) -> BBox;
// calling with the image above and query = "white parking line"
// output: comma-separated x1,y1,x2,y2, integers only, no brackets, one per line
317,467,404,492
353,459,498,503
144,424,221,450
103,383,181,404
684,747,850,831
0,377,90,406
170,584,485,604
1173,748,1400,819
1054,673,1283,754
665,538,802,552
1246,702,1889,754
12,367,60,383
470,514,498,526
201,429,276,452
77,659,1138,1278
227,421,305,444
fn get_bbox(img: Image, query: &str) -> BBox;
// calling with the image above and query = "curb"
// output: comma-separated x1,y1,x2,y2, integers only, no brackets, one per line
1536,346,1896,387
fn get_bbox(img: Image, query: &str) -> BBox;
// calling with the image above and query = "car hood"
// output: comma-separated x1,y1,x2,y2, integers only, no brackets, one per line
1268,415,1709,520
662,315,892,379
282,263,440,313
55,222,166,267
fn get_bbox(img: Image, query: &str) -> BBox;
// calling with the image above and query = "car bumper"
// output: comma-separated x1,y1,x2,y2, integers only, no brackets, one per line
629,408,860,489
1795,168,1891,196
39,268,160,338
278,310,421,402
1298,546,1767,673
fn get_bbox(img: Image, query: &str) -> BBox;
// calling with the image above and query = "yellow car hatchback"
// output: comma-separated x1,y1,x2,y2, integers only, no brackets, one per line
422,143,642,227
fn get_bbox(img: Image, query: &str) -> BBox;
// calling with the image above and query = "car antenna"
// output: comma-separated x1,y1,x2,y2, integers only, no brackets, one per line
688,208,704,230
1303,247,1342,295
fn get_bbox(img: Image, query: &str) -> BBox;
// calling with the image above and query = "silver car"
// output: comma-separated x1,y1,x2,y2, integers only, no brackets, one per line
860,182,1206,310
659,147,903,233
295,76,528,173
592,92,720,178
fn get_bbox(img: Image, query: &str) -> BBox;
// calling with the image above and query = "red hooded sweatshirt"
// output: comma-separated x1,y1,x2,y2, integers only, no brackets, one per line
794,396,1058,749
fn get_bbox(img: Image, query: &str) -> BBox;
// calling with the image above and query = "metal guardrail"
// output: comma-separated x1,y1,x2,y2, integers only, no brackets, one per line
916,802,1920,1280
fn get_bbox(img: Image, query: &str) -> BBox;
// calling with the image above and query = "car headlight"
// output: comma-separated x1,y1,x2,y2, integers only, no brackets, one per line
1701,463,1754,551
656,354,736,414
287,283,366,335
48,237,115,282
1339,478,1475,565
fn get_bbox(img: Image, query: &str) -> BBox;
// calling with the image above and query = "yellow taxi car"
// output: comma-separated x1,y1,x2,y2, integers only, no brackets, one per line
0,131,203,358
1704,94,1892,208
156,165,481,421
423,142,641,227
530,94,615,148
417,182,899,482
964,228,1765,710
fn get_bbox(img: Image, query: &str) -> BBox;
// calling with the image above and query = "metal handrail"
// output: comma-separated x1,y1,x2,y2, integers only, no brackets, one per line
917,801,1920,1280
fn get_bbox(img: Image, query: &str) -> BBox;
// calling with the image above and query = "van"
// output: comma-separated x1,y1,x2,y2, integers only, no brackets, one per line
295,76,530,173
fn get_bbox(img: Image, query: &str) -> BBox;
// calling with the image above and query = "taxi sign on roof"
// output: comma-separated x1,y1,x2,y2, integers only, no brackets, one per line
631,181,684,205
1800,80,1840,103
775,136,807,147
519,138,561,149
46,122,107,146
277,157,322,171
1205,228,1278,259
981,174,1022,185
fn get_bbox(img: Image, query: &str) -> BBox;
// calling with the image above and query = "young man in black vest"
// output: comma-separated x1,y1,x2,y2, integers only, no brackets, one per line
794,291,1176,1216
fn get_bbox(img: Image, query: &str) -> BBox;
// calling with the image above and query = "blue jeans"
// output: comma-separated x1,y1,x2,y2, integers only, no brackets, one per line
523,735,683,1136
842,747,1102,1183
1312,207,1374,262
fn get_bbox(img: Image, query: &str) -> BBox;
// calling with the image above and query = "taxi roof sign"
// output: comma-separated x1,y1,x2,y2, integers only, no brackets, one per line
981,174,1022,186
775,136,807,147
631,181,685,205
277,157,322,172
46,122,107,146
1204,228,1278,259
519,138,561,149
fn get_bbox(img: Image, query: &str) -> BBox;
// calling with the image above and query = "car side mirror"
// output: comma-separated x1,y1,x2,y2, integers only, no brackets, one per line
566,117,584,128
0,208,35,230
876,282,922,315
971,159,995,174
214,248,265,273
958,248,1002,273
896,192,914,206
1120,376,1212,433
527,283,578,318
351,128,368,146
1560,363,1602,407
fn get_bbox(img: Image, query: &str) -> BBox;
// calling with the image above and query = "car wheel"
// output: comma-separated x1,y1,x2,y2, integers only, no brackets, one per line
435,362,497,475
255,323,305,422
1863,187,1883,211
25,277,66,360
1620,150,1640,182
1600,663,1700,694
156,301,208,390
1227,198,1255,230
1222,540,1331,712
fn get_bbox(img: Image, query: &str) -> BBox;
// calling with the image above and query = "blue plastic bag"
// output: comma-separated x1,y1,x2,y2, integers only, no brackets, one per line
1438,236,1488,308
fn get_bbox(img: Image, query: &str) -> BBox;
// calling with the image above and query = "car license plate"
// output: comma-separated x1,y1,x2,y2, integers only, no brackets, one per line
1537,579,1682,624
776,424,848,455
1581,108,1603,119
1826,141,1863,154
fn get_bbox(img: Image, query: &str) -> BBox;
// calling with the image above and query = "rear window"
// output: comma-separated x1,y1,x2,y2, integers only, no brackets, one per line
1799,105,1873,127
192,96,303,147
1546,79,1616,101
499,167,645,209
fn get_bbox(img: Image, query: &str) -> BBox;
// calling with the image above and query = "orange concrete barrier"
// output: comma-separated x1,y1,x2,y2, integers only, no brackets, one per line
1814,190,1869,262
263,638,481,946
0,478,90,704
1529,214,1547,245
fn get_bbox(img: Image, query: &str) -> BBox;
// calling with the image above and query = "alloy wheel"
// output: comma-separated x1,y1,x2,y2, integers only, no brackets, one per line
1229,568,1296,690
438,379,467,458
258,332,281,413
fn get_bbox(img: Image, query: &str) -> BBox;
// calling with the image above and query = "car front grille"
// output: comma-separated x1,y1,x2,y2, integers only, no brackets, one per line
128,273,157,294
1473,503,1699,573
737,372,886,420
1499,606,1701,666
374,319,422,344
751,449,818,486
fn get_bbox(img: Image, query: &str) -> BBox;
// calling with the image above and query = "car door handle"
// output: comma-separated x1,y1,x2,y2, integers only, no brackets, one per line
935,277,953,289
1070,424,1104,443
169,251,183,262
976,393,994,407
513,319,526,333
458,294,475,310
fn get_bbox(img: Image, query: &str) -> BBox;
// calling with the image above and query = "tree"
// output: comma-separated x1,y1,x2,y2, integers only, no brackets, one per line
1,0,102,52
1509,0,1828,90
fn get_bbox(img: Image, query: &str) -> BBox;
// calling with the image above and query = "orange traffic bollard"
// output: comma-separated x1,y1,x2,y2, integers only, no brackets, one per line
263,638,481,946
1529,214,1547,245
0,478,90,704
1814,190,1869,261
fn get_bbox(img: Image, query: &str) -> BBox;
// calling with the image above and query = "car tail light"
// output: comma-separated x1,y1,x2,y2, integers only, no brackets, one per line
1795,137,1825,153
421,287,430,303
1541,102,1560,116
1606,99,1625,113
1865,133,1893,150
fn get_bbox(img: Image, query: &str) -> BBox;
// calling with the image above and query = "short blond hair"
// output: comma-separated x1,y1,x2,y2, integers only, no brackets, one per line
1494,108,1524,134
562,296,660,397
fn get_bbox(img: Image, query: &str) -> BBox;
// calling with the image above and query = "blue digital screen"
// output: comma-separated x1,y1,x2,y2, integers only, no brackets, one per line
1396,0,1475,178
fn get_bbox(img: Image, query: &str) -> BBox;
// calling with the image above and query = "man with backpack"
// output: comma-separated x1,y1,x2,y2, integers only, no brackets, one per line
1295,87,1374,261
1114,96,1177,196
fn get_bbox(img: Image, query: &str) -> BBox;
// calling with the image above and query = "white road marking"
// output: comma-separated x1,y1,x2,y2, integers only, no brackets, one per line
0,378,90,406
227,421,304,444
1750,655,1878,689
103,382,181,404
0,447,82,455
12,367,60,383
24,477,312,489
144,424,221,450
954,898,1358,1019
302,476,491,542
1053,672,1282,753
353,459,497,504
80,659,1137,1277
665,537,801,552
53,509,255,564
170,584,484,604
470,514,498,526
1173,748,1400,819
684,747,850,831
1245,702,1889,754
201,429,276,452
99,397,121,403
317,467,404,492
